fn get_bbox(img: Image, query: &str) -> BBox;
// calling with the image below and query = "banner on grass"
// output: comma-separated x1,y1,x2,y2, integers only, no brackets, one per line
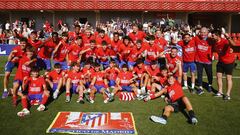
46,112,137,134
0,44,17,56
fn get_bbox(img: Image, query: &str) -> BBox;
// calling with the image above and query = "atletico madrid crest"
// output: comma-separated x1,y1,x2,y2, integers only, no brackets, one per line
46,112,137,134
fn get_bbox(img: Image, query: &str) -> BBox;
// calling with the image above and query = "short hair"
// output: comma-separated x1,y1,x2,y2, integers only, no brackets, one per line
31,66,39,73
101,40,107,46
71,62,79,67
148,35,155,41
31,31,37,35
75,25,81,28
19,37,28,43
136,58,143,65
94,63,100,67
26,46,35,52
123,36,131,41
52,32,58,37
171,47,178,51
151,61,158,65
136,39,142,44
113,32,119,36
76,36,82,40
90,39,96,44
160,66,168,71
54,63,62,68
62,32,68,37
182,33,191,38
122,64,128,69
99,29,105,34
211,30,222,37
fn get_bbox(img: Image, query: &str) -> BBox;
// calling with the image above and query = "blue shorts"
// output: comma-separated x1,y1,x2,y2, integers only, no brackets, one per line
121,86,133,92
85,82,90,88
28,94,43,101
144,60,151,65
53,60,68,70
119,60,127,68
183,62,196,73
99,60,110,69
71,84,78,94
108,80,116,87
5,61,17,72
52,83,58,92
94,85,105,93
128,61,136,69
37,58,51,70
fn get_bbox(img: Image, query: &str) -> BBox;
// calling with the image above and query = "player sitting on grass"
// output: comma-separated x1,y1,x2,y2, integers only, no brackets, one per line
17,67,49,117
65,62,85,103
145,61,161,92
12,46,36,107
109,64,139,101
105,60,120,89
45,63,64,99
86,63,111,104
150,67,168,93
149,75,198,125
133,59,148,93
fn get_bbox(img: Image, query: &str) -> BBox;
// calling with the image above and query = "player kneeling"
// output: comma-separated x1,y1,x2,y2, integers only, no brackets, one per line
86,63,111,104
65,62,85,103
17,67,49,117
149,75,198,125
109,64,139,101
45,63,64,99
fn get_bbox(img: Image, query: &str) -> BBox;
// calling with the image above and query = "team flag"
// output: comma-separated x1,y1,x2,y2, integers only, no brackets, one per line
46,112,137,134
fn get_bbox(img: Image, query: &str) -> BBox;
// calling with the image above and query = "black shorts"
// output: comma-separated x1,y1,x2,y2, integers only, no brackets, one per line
169,97,186,113
216,62,235,75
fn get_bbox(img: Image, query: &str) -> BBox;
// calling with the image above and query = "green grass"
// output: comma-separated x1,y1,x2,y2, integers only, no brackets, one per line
0,56,240,135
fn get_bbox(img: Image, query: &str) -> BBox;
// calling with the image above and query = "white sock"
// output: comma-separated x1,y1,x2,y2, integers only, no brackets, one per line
4,89,7,92
184,81,188,87
191,83,195,89
111,93,114,96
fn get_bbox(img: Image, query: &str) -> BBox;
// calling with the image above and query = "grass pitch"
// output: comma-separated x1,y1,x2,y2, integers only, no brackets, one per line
0,56,240,135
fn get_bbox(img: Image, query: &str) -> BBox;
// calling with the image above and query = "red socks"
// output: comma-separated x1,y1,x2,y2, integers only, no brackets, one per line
41,95,48,105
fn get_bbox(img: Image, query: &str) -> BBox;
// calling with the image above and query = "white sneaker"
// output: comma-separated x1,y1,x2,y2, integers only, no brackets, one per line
182,86,188,90
86,88,91,93
65,96,70,103
141,87,146,94
17,108,30,117
53,90,59,99
37,104,46,111
191,117,198,125
150,116,167,125
90,99,94,104
104,98,109,104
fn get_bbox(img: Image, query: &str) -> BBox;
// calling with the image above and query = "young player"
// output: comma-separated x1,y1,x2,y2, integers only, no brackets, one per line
118,36,132,68
149,75,198,125
109,64,139,101
105,60,120,88
2,37,27,99
145,61,161,92
128,24,146,44
96,41,111,69
150,67,168,93
45,63,64,99
144,35,160,65
165,47,182,83
52,32,69,70
178,33,196,90
65,62,85,103
133,59,148,92
12,46,36,106
37,32,60,71
67,36,83,65
17,67,49,117
96,29,111,45
127,40,146,70
87,63,111,103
